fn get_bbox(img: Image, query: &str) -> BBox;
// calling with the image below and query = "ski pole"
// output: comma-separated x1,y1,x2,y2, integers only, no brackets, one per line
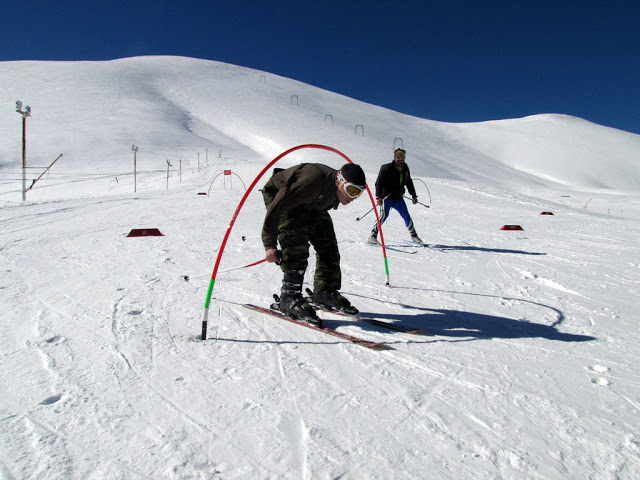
404,195,430,208
183,272,213,282
357,195,389,220
356,206,374,221
183,251,281,281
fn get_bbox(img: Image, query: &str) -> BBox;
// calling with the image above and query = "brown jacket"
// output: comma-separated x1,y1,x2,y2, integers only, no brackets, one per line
262,163,340,249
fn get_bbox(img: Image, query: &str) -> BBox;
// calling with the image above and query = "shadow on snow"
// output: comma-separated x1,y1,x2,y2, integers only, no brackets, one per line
354,308,594,343
427,243,547,255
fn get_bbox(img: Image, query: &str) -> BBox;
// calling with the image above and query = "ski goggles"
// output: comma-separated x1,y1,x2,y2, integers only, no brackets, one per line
337,171,366,199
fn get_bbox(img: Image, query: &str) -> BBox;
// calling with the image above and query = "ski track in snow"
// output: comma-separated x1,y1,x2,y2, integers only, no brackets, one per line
2,176,640,479
2,182,637,478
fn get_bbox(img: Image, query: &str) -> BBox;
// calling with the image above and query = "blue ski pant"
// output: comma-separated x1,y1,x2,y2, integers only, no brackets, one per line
371,198,417,237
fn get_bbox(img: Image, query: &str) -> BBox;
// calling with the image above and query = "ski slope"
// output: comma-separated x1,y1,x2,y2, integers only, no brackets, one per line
1,56,639,479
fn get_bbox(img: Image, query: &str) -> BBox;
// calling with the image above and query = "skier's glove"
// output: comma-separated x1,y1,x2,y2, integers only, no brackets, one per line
412,196,418,205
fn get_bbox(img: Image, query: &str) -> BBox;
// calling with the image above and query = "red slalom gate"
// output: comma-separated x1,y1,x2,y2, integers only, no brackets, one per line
200,144,389,340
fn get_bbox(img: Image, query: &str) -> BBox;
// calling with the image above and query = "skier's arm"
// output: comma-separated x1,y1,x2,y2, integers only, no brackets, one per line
262,190,294,250
374,165,386,203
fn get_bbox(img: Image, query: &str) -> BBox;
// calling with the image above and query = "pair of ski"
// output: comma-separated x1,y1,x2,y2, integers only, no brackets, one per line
369,240,435,254
243,294,425,351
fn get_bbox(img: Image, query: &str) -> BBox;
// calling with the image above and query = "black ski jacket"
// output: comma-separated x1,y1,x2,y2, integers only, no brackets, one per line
374,162,417,201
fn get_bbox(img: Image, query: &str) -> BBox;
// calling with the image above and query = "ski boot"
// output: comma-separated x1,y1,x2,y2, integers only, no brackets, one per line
312,289,359,315
367,234,380,245
410,234,423,245
278,270,322,327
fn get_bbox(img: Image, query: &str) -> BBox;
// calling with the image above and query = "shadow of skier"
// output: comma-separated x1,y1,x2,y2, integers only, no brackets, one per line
356,307,595,342
427,243,547,255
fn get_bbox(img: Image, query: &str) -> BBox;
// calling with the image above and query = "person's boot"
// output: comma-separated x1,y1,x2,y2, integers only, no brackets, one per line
410,234,423,245
280,270,322,327
367,233,380,245
313,290,359,315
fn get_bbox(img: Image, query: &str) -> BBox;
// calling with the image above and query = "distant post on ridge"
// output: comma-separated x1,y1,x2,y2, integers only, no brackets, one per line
16,100,31,201
131,145,139,193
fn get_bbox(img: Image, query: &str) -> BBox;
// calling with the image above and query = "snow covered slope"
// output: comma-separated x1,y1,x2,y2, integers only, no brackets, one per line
1,56,639,479
2,56,639,201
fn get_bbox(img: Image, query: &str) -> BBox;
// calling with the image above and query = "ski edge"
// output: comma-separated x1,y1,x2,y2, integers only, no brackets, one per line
301,290,427,336
308,303,426,336
403,240,446,252
243,304,392,351
381,245,418,254
360,317,424,335
367,242,417,254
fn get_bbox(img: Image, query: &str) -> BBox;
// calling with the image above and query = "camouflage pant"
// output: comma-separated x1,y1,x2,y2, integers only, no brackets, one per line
263,181,341,291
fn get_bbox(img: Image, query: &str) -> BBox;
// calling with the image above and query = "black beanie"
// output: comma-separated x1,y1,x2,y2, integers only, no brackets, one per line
340,163,366,186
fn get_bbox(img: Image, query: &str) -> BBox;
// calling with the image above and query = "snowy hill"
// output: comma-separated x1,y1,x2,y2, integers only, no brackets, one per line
1,56,639,479
2,56,639,201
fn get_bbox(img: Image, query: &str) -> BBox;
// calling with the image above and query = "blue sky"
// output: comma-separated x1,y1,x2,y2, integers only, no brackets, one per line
3,0,639,134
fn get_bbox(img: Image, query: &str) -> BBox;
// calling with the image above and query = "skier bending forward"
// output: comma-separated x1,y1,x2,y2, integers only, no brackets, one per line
262,162,367,327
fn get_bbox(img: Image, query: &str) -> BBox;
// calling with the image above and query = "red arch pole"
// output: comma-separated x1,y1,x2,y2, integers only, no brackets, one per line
207,171,247,195
230,172,246,189
201,144,389,340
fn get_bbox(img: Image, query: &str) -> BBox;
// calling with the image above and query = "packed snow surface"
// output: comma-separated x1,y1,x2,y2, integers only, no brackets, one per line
1,56,639,479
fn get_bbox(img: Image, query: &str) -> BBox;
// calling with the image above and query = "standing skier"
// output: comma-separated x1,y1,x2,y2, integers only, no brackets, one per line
368,148,422,245
262,162,367,326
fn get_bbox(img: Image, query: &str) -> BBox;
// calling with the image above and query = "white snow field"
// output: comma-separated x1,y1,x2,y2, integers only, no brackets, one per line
1,56,639,479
